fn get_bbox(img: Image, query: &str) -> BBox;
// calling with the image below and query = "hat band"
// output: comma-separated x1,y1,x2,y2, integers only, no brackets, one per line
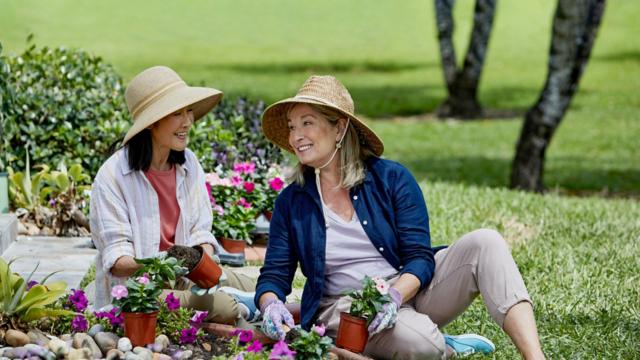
131,80,186,118
294,95,346,112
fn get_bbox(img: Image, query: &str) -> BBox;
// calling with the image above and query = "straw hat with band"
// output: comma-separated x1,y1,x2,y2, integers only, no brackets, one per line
122,66,223,145
261,75,384,157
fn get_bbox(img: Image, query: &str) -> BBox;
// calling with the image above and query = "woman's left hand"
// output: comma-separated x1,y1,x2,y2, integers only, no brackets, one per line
368,287,403,336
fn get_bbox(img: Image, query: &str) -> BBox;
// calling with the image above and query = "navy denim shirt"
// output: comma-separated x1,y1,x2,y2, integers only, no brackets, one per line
255,157,437,330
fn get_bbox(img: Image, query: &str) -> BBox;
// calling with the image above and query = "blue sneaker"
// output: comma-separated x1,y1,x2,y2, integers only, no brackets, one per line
444,334,495,357
218,286,261,322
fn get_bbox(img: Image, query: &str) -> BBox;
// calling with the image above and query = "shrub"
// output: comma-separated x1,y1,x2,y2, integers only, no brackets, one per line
0,41,129,176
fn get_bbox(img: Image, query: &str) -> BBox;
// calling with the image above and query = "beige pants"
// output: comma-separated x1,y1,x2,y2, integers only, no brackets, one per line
161,269,256,324
316,229,532,360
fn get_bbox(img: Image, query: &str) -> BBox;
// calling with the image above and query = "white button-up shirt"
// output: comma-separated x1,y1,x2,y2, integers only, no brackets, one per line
90,148,216,308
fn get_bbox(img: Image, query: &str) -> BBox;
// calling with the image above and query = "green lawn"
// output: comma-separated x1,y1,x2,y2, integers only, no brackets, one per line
2,1,639,358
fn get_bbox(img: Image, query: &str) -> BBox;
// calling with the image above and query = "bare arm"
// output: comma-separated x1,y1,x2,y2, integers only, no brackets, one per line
110,255,143,278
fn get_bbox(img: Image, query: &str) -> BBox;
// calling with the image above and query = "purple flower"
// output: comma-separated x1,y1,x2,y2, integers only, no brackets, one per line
68,289,88,312
312,323,326,337
269,177,284,192
237,329,253,345
111,285,128,300
71,315,88,332
190,310,208,325
270,340,296,359
234,354,244,360
26,280,38,290
165,292,181,311
247,340,263,353
179,326,198,344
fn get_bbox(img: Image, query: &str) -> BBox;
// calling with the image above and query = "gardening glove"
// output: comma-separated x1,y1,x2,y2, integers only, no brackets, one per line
368,287,402,336
189,271,227,295
261,298,296,340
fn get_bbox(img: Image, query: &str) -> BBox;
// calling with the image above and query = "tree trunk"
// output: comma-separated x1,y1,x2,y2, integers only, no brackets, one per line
510,0,606,192
435,0,496,119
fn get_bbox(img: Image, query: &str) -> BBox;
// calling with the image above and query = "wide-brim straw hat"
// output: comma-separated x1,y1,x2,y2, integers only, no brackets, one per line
122,66,223,144
262,75,384,156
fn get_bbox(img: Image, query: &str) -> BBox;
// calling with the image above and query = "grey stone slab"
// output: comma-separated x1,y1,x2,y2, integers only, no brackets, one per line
0,214,17,254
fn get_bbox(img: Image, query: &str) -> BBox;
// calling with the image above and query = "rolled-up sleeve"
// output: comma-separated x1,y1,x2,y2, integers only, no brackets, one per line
90,179,135,273
392,166,435,290
186,156,216,248
255,191,298,306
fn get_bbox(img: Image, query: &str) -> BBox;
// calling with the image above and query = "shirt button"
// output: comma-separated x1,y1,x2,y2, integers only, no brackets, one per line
362,220,368,225
379,247,384,252
399,265,404,269
353,195,358,200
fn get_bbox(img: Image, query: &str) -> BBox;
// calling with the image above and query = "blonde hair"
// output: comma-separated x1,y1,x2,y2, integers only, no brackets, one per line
285,103,375,188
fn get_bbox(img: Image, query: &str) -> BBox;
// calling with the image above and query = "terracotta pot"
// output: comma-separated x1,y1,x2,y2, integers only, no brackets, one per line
219,237,246,254
123,311,158,347
263,210,273,222
336,312,369,353
187,249,223,288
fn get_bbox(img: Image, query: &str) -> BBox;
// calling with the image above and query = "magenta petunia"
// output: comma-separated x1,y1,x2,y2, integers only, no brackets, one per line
247,339,263,353
270,340,296,359
312,323,326,337
231,175,243,187
69,288,89,312
190,310,208,325
165,292,181,311
71,315,88,332
268,177,284,192
179,326,198,344
238,329,253,344
237,197,252,209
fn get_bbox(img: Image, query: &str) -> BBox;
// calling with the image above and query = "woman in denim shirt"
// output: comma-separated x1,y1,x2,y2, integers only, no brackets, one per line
255,75,545,359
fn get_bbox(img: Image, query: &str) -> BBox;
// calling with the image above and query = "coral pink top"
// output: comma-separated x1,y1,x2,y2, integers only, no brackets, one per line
144,166,180,251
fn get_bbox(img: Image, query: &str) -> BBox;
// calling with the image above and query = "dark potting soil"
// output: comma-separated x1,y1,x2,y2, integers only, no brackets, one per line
167,245,202,271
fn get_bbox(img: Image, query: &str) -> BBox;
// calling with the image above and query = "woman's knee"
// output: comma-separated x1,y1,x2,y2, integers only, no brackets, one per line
463,228,508,251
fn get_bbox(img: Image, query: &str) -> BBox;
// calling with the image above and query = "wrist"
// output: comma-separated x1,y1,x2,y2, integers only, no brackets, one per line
389,287,403,306
260,297,280,313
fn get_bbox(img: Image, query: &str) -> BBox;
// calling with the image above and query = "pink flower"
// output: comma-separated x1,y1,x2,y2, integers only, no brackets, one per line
111,285,128,300
268,177,284,192
247,340,263,353
137,273,150,285
165,292,181,311
312,323,326,336
237,198,252,209
190,310,208,325
238,329,253,344
213,205,225,216
376,281,389,295
233,162,256,175
207,172,232,187
243,181,255,193
231,175,243,187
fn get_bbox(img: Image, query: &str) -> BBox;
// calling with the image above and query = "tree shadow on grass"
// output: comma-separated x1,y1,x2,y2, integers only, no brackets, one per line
211,60,437,74
401,155,640,198
593,50,640,63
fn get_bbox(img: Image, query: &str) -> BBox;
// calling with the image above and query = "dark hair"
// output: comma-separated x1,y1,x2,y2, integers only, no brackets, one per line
125,129,185,171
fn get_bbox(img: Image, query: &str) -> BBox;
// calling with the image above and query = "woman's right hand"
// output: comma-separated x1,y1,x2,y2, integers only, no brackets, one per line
261,298,295,340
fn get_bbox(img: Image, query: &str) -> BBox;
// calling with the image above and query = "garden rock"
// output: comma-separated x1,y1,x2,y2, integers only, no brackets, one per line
105,348,125,360
68,347,93,360
94,332,119,354
24,343,55,360
2,346,28,359
117,338,133,352
153,335,169,353
60,334,72,341
176,350,192,360
88,324,104,337
82,337,103,359
47,338,69,357
124,352,143,360
132,346,152,360
5,329,30,347
152,353,171,360
27,329,50,346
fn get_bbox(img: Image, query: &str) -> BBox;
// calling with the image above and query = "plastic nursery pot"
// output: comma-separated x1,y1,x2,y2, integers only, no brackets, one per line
187,247,223,288
336,312,369,353
219,237,246,254
123,311,158,347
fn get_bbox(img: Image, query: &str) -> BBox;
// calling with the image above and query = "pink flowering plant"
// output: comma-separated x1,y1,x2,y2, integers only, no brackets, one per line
345,276,394,326
213,329,298,360
111,273,162,313
287,324,333,360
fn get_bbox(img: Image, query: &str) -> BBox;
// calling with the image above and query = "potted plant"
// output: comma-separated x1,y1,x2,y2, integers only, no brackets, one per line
167,244,223,289
336,276,394,353
111,254,185,346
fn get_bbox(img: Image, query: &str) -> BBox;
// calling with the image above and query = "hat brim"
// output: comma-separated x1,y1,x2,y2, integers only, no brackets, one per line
262,97,384,156
123,86,223,144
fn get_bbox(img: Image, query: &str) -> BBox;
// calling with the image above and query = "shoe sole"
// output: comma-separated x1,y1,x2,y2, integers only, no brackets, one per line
446,334,496,355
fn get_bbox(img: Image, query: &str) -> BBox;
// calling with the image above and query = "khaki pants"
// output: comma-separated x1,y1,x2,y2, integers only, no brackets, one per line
316,229,532,360
161,269,256,325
